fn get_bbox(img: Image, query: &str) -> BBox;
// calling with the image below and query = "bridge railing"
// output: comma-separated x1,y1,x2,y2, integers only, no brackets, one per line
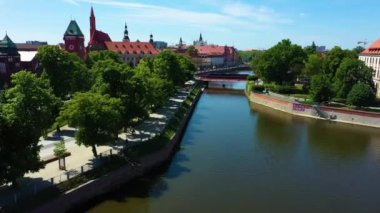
195,64,249,75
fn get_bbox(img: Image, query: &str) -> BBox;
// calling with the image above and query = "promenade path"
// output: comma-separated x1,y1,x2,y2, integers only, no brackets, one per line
0,89,190,207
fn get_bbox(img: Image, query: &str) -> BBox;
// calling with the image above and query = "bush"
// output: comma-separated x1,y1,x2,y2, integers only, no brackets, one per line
272,85,298,94
263,83,276,91
247,75,259,81
331,98,346,104
347,83,375,107
251,85,265,92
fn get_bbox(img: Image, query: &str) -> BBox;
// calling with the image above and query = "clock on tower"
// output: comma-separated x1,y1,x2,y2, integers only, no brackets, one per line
63,20,86,58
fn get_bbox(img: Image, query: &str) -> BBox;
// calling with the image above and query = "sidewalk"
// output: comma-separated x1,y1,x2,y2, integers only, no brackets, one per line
0,88,190,207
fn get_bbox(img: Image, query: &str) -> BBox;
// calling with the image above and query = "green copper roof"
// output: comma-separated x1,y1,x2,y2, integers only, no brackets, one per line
0,34,17,49
64,20,84,37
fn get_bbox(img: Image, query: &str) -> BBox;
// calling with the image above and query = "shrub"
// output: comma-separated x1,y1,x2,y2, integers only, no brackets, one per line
247,75,259,81
251,85,265,92
263,83,276,91
331,98,346,104
272,85,298,94
347,83,375,107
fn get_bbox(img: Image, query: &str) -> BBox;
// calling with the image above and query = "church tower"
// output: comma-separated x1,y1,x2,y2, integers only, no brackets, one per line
63,20,85,58
149,34,154,45
123,23,130,42
90,7,96,41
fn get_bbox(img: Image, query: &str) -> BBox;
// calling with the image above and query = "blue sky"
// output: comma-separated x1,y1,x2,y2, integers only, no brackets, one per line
0,0,379,50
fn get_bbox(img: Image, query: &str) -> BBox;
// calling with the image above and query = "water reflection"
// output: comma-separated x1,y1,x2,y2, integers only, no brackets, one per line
252,102,301,153
86,83,380,213
307,120,371,160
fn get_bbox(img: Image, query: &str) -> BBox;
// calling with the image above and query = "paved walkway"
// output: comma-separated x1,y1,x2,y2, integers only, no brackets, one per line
0,89,190,207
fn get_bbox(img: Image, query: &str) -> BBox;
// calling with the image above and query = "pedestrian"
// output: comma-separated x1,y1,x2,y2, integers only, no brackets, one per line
56,124,61,134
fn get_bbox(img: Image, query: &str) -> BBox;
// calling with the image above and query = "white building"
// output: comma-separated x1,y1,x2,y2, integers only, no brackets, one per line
359,39,380,96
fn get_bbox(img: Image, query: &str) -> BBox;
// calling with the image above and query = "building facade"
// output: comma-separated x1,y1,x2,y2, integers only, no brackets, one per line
88,7,112,51
63,20,86,58
79,7,159,66
0,34,21,88
359,38,380,96
105,41,158,67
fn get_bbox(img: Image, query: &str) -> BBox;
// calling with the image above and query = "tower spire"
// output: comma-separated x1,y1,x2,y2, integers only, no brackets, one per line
149,33,153,44
123,22,130,42
90,6,96,41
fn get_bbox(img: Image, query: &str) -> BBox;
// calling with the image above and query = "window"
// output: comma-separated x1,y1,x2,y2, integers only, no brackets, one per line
8,57,13,62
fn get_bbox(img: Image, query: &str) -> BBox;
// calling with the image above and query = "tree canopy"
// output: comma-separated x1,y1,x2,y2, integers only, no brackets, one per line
347,83,375,107
58,92,123,157
254,39,307,85
333,58,374,98
37,46,91,99
303,54,323,78
309,73,333,102
0,71,60,185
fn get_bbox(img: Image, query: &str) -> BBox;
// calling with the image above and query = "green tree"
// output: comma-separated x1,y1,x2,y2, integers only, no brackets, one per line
322,46,356,78
0,71,60,186
186,46,198,56
135,59,174,109
86,50,123,67
53,139,67,158
239,50,256,63
347,83,375,107
304,41,317,55
58,92,123,157
310,74,333,102
178,55,196,80
303,54,323,78
250,50,264,71
333,58,374,98
255,39,306,85
153,50,185,86
352,46,365,56
37,46,91,99
91,59,149,128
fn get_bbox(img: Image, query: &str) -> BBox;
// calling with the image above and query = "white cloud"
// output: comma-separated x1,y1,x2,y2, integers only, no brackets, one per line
67,0,291,31
221,2,292,24
63,0,80,6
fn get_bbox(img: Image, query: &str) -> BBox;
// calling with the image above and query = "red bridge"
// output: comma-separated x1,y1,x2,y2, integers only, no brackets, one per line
195,73,249,82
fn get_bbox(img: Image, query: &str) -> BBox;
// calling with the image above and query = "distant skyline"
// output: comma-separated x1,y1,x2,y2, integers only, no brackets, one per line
0,0,379,50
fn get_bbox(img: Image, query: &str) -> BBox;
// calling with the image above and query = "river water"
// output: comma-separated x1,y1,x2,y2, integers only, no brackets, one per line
87,83,380,213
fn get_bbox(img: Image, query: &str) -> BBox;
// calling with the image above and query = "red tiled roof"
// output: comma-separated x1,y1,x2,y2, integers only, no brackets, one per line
89,30,111,45
195,45,226,57
361,38,380,55
104,41,159,55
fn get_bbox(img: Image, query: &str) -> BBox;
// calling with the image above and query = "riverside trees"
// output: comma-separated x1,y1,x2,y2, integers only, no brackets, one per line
251,39,376,107
56,49,195,157
0,71,60,186
57,92,123,157
0,48,196,183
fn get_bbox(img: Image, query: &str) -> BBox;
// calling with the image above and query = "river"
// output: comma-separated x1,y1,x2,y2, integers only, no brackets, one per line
86,82,380,213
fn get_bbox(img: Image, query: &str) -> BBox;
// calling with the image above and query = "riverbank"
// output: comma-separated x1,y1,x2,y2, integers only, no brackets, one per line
246,91,380,128
30,86,203,213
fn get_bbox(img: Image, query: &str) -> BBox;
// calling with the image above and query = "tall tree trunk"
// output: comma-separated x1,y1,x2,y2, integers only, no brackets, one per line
92,144,98,158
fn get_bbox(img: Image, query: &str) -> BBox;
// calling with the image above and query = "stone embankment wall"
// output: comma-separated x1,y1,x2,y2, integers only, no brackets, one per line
249,92,380,128
33,89,203,213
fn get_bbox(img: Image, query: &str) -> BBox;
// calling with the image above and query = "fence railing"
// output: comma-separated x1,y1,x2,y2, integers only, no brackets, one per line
0,149,115,208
